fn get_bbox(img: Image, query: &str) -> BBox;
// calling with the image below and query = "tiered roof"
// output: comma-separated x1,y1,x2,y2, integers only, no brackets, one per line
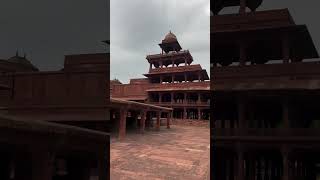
212,9,319,64
145,31,209,78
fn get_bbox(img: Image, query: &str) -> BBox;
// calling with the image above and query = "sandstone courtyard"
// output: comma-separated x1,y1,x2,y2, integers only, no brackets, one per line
110,125,210,180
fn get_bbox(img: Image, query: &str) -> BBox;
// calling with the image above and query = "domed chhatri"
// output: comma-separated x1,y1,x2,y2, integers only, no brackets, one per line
7,51,38,71
159,31,182,53
162,31,178,43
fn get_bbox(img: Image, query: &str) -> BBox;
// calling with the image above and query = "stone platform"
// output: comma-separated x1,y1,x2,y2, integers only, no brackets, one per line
110,125,210,180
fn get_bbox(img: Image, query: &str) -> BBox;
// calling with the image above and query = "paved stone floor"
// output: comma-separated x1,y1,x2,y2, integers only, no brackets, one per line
110,125,210,180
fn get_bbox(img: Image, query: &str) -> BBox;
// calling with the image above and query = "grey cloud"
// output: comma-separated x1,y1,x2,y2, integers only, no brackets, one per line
111,0,210,83
0,0,109,71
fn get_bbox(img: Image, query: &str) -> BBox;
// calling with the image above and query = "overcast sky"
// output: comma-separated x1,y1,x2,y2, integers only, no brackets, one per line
111,0,211,83
0,0,109,71
1,1,319,77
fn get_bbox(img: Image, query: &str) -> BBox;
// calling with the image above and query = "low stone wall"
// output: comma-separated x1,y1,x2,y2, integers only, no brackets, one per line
171,118,209,127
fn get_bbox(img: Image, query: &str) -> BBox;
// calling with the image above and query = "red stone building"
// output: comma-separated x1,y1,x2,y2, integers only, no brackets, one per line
112,31,210,125
212,0,320,179
0,51,110,179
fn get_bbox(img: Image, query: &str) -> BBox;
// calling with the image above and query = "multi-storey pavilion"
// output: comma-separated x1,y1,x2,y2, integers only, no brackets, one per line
212,0,320,179
112,31,210,124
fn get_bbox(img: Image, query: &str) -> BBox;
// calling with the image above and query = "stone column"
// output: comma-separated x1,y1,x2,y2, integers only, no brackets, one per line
237,148,245,180
159,61,163,68
167,112,171,129
172,60,175,67
198,108,201,120
156,111,161,131
172,75,175,83
31,150,55,180
159,92,162,103
197,93,201,104
184,73,187,82
282,36,290,64
160,75,163,84
282,148,289,180
171,92,174,104
239,41,247,66
119,108,127,140
198,72,201,82
282,97,289,128
134,111,138,129
140,110,147,133
238,96,246,128
184,92,187,104
185,58,187,66
184,107,187,120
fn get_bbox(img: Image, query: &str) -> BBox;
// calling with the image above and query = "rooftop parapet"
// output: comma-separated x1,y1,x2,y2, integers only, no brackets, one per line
212,9,295,33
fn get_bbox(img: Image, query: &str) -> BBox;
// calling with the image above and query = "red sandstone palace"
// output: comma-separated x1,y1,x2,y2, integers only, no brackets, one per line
0,51,110,179
212,0,320,179
111,31,210,124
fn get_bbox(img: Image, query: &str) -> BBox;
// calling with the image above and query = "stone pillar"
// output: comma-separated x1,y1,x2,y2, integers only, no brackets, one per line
238,97,246,128
282,97,289,128
282,148,289,180
237,149,245,180
31,150,55,180
119,108,127,140
167,112,171,129
172,60,175,67
160,75,163,84
159,61,163,68
239,41,247,66
184,92,187,104
198,108,201,120
172,75,175,83
185,58,187,66
184,73,187,82
198,72,201,82
184,107,187,120
156,111,161,131
159,92,162,103
282,36,290,64
239,0,246,14
171,92,174,104
134,112,138,129
140,110,147,133
197,93,201,104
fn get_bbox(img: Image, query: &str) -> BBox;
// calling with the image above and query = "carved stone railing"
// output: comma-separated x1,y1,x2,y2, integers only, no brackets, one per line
211,9,294,32
214,128,320,137
212,62,320,81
